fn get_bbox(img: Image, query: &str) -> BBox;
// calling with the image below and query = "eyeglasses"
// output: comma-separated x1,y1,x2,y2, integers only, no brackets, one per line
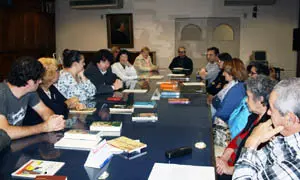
249,72,257,75
178,51,185,53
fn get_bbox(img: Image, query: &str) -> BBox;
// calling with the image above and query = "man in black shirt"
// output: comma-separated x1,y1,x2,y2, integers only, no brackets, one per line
84,49,123,94
169,47,193,75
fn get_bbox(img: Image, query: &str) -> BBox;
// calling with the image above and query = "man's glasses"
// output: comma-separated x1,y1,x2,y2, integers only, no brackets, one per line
178,51,185,53
249,72,257,75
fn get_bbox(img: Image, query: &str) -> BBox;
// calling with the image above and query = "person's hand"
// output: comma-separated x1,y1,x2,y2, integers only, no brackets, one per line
216,157,226,175
65,97,80,109
199,68,207,78
78,70,88,82
44,115,65,132
245,119,284,149
216,157,233,175
113,91,123,98
75,103,86,110
113,79,123,90
207,95,214,105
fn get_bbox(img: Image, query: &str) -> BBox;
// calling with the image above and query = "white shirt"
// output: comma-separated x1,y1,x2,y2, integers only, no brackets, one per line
111,62,138,81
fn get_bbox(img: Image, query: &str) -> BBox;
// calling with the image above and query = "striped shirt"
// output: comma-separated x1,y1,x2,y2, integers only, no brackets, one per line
233,133,300,180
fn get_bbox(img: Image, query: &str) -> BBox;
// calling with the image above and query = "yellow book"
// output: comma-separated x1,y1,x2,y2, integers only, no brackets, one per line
107,136,147,153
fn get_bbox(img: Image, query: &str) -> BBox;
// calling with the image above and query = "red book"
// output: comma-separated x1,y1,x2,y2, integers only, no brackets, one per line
35,176,67,180
107,97,122,101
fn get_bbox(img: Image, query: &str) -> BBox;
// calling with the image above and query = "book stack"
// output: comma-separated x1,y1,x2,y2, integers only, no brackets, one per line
90,121,122,137
109,104,134,114
106,97,122,102
160,91,180,98
54,129,102,151
107,136,147,153
168,98,191,104
11,160,65,179
133,101,156,109
132,113,158,122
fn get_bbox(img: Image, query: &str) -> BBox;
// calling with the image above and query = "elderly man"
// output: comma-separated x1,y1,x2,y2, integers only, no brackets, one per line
169,47,193,75
233,78,300,179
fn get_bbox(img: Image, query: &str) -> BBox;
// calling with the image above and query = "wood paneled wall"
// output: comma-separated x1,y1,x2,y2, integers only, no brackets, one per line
0,0,55,81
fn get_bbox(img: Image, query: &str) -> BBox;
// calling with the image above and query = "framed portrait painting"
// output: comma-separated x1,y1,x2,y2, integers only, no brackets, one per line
106,13,134,48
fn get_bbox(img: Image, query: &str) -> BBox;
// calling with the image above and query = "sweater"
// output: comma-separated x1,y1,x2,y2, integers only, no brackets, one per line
84,62,118,94
212,82,246,122
111,62,138,81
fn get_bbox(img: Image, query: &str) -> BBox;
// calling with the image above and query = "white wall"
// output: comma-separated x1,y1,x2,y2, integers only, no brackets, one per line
56,0,299,77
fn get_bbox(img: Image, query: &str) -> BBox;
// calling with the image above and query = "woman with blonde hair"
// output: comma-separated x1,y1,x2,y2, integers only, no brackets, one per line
134,46,158,71
23,57,85,125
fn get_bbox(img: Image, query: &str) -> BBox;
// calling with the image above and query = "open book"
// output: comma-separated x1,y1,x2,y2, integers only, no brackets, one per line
107,136,147,153
69,108,96,114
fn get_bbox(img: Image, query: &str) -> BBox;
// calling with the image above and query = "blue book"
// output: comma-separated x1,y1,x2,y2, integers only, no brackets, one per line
133,101,156,108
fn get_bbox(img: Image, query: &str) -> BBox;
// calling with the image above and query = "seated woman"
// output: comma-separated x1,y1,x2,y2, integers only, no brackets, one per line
215,75,277,178
212,58,248,122
111,49,138,81
134,46,158,72
23,58,86,125
55,49,96,101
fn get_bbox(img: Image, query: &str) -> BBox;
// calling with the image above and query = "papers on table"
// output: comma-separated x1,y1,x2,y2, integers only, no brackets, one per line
148,163,215,180
122,89,148,93
167,74,185,77
182,82,205,86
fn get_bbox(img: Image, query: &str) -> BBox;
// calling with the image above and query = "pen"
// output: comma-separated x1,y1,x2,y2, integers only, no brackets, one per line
99,155,112,169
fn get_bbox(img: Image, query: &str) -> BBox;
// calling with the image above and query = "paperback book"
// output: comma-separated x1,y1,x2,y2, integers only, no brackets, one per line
107,136,147,153
69,108,96,114
11,160,65,179
64,129,101,141
90,121,122,137
109,105,134,114
132,113,158,122
168,98,191,104
133,101,156,108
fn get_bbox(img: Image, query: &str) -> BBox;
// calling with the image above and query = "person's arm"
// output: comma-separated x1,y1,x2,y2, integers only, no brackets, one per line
214,85,245,122
205,65,219,83
169,58,177,70
233,120,284,179
112,64,136,81
134,58,153,71
187,58,193,75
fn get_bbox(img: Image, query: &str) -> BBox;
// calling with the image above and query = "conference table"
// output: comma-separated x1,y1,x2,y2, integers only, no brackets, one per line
0,69,215,180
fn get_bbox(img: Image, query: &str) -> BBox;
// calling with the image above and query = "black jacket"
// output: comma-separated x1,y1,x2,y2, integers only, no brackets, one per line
84,62,118,94
206,70,227,95
23,86,69,125
169,56,193,75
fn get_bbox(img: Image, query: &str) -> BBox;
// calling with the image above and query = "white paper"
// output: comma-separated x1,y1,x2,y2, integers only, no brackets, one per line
122,89,148,93
84,140,113,168
148,163,215,180
167,74,185,77
182,82,205,86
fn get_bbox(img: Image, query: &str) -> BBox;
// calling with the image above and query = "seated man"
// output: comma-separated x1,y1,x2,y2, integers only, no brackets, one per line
84,49,123,94
206,52,232,96
0,57,65,140
233,78,300,179
168,47,193,75
199,47,220,85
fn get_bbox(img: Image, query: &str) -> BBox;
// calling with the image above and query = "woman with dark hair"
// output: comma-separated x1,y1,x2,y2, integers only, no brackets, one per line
55,49,96,101
216,75,277,179
111,50,137,81
212,58,248,122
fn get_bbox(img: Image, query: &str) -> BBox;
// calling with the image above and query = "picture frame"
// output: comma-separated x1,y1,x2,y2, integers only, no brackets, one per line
106,13,134,48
